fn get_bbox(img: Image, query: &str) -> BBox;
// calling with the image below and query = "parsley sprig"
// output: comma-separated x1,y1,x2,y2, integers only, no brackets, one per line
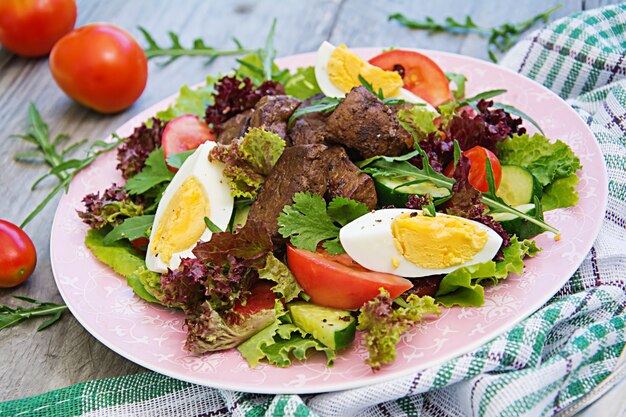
389,5,562,62
139,28,253,66
13,104,124,228
0,296,68,331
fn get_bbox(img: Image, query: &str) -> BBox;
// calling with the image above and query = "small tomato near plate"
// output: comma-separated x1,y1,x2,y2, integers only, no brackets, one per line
287,245,413,310
49,24,147,113
369,49,452,107
162,114,215,172
0,0,76,57
0,220,37,288
444,146,502,192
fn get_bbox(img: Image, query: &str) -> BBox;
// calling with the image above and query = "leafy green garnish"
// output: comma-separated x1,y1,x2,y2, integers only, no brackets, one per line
203,216,223,233
210,128,285,198
259,253,306,303
358,75,407,105
456,89,507,108
126,267,165,305
103,215,154,245
446,72,467,100
492,102,544,135
125,148,175,195
397,106,439,142
166,149,195,170
237,301,335,367
283,66,322,100
287,96,342,127
541,174,579,211
13,103,123,227
0,296,68,332
277,193,369,255
358,289,440,369
138,27,252,66
156,76,217,121
388,5,562,62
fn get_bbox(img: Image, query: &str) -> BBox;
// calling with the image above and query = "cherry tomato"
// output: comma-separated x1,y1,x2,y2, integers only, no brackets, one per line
49,24,147,113
130,237,149,253
0,220,37,288
287,245,413,310
369,50,452,107
444,146,502,192
232,281,277,318
162,114,215,172
0,0,76,57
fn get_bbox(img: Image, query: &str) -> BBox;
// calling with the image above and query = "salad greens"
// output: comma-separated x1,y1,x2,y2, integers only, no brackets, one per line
358,289,440,370
277,193,369,255
156,76,217,121
103,214,154,245
125,148,175,195
0,296,68,332
397,106,439,142
258,253,306,303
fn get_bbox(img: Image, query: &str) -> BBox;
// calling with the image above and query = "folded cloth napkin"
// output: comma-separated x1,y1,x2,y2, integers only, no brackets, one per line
2,4,625,417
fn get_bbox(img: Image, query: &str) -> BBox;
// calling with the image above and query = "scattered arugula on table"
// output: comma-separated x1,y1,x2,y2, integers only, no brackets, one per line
388,4,562,62
0,296,68,332
277,193,369,255
12,103,124,228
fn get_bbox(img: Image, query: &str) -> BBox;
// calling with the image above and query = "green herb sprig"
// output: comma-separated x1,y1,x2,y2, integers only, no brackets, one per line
13,104,124,228
139,27,253,66
287,96,342,127
0,296,68,331
389,5,562,62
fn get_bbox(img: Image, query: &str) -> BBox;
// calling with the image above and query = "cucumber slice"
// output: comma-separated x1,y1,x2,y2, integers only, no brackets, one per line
289,302,356,350
374,175,451,207
491,203,544,239
497,165,542,206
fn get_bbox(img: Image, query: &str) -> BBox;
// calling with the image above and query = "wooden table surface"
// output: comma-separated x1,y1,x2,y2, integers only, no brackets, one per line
0,0,622,405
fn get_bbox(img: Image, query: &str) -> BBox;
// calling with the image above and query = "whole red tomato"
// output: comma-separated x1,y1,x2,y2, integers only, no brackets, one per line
0,0,76,57
49,24,148,113
0,220,37,288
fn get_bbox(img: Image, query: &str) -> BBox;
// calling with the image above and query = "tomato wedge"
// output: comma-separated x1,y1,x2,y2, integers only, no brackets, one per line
287,245,413,310
444,146,502,192
162,114,215,172
369,50,452,107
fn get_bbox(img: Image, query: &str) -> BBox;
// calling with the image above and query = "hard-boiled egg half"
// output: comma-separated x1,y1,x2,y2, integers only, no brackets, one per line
314,41,434,109
340,209,502,278
146,141,234,273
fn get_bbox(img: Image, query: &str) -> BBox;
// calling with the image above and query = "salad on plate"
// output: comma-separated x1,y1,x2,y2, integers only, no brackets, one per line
76,39,582,370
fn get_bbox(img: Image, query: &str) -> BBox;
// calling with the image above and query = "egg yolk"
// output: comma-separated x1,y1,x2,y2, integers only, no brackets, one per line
150,176,210,264
391,213,488,269
328,44,403,98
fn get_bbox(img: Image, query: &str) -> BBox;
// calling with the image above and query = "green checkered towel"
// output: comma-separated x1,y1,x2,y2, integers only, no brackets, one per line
2,4,625,417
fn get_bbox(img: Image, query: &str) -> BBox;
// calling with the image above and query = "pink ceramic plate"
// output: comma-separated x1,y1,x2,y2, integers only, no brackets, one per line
51,49,608,394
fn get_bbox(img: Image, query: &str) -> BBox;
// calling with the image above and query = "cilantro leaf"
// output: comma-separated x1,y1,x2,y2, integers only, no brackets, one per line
125,148,174,195
277,193,369,255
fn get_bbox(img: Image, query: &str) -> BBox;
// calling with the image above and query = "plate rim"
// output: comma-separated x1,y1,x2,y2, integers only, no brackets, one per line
50,47,609,394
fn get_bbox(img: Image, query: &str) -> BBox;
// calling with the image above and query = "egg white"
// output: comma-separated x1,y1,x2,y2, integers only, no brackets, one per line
145,141,234,273
314,41,436,111
339,208,503,278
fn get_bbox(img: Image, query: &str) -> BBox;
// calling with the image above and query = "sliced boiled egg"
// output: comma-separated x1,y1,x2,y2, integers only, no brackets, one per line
145,141,234,273
314,41,435,110
339,209,502,278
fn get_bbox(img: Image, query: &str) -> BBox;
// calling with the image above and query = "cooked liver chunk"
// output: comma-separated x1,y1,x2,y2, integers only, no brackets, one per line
216,110,252,144
286,94,328,146
325,86,412,159
248,95,301,140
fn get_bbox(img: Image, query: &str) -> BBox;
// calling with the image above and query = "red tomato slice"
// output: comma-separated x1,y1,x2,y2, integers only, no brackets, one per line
369,50,452,107
444,146,502,192
231,281,277,318
162,114,215,172
287,245,413,310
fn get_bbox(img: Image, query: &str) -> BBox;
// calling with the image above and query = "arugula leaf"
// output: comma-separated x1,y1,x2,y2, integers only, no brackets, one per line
0,297,68,332
446,72,467,100
287,96,342,127
541,174,579,211
125,148,174,195
284,66,322,100
277,193,369,255
497,133,582,187
103,215,154,245
156,76,217,121
166,149,195,170
358,289,440,369
457,89,507,108
204,216,223,233
259,253,306,303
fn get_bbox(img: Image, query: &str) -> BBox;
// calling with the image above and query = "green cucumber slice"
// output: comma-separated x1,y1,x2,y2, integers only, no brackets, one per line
288,302,356,350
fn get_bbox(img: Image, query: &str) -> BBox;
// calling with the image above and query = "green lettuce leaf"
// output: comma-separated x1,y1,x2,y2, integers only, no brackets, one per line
283,66,322,100
156,76,217,121
497,133,582,187
277,192,369,255
209,128,285,198
237,301,335,367
258,253,306,303
541,174,579,211
357,289,440,369
397,106,438,141
127,267,164,305
125,148,174,195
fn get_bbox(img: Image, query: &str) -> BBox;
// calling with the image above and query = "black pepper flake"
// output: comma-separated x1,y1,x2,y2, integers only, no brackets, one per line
410,212,418,217
322,318,327,323
339,316,351,322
